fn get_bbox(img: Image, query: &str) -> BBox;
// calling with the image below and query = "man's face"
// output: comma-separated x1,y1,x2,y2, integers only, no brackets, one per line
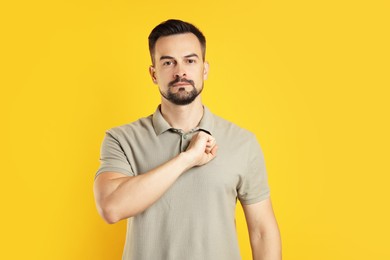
149,33,209,106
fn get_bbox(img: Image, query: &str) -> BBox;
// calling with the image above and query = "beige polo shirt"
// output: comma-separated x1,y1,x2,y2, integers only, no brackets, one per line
96,106,270,260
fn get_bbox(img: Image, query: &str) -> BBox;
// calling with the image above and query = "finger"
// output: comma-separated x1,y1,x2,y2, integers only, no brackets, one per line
206,145,218,161
190,133,208,150
210,144,218,156
206,138,214,146
207,135,215,143
205,136,216,147
205,140,216,153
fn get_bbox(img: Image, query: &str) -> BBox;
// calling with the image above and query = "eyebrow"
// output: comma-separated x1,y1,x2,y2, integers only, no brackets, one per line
159,53,199,61
184,53,199,59
159,55,174,61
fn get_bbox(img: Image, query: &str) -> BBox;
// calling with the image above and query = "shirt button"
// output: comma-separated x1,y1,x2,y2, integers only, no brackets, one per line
183,134,187,139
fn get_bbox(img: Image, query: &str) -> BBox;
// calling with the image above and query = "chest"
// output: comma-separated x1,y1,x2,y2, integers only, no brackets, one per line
124,130,249,201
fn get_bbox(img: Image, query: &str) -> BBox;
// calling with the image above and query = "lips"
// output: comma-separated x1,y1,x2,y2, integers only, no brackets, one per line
168,78,195,88
172,82,191,87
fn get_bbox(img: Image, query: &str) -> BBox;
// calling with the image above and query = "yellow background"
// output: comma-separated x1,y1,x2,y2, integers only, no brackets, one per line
1,0,389,259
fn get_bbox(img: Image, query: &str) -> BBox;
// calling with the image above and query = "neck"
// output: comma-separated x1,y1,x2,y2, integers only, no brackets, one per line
160,97,204,132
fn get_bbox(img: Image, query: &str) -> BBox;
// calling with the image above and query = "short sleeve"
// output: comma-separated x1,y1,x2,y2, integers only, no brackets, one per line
95,131,134,178
237,134,270,204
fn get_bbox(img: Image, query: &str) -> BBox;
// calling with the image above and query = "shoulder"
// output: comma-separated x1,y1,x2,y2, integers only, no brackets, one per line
210,112,265,168
105,114,154,140
212,113,257,142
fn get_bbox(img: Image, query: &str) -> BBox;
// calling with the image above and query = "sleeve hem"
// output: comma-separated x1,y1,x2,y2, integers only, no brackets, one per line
239,191,270,205
95,167,134,179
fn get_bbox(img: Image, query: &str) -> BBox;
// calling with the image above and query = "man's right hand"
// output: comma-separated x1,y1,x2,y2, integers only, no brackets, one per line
184,131,218,167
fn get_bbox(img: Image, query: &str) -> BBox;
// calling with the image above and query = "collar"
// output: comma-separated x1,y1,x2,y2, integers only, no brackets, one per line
152,105,214,136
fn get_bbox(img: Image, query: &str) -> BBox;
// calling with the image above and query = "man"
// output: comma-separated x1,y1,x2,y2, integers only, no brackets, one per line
94,19,281,260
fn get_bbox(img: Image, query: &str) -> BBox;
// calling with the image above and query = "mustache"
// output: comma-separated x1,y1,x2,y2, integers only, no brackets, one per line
168,77,195,87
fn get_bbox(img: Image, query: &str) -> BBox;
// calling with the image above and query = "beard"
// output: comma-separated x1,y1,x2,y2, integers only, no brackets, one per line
160,78,203,106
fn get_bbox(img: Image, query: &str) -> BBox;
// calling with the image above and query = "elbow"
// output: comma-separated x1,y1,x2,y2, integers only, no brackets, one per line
250,228,278,244
95,189,145,223
98,202,122,224
98,200,140,224
102,211,120,224
249,229,264,244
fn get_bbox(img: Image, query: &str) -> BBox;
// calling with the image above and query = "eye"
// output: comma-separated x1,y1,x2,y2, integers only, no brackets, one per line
162,60,175,66
187,59,196,64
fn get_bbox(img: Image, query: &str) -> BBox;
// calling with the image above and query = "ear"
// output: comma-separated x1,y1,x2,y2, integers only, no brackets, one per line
149,66,157,84
203,61,209,80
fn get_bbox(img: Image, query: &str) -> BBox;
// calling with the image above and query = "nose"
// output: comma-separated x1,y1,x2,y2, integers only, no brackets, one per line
173,63,186,78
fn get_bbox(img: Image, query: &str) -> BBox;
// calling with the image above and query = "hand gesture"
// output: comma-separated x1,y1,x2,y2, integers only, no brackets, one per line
185,131,218,167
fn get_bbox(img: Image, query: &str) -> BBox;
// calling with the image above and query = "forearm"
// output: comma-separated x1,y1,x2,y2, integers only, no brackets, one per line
96,152,193,223
250,229,282,260
243,199,282,260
